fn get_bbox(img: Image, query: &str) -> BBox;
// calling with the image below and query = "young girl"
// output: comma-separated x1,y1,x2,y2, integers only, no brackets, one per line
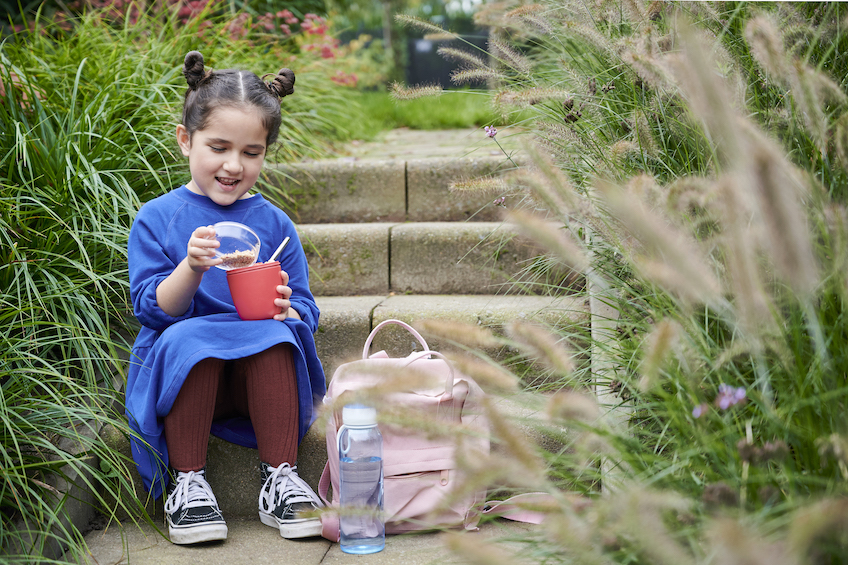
126,51,325,545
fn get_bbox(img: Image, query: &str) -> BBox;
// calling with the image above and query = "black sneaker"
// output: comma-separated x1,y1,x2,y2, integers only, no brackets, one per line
164,468,228,544
258,462,323,538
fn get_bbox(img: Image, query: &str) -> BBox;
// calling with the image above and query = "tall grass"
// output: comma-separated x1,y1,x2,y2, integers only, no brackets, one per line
0,4,359,561
391,2,848,563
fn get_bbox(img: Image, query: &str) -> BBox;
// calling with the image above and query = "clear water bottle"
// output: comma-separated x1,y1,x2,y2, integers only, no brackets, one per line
338,403,384,554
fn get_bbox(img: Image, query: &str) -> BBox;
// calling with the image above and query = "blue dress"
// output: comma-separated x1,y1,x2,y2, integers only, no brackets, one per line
126,186,325,499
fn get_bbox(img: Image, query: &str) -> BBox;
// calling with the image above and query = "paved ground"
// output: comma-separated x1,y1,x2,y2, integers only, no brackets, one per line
327,126,522,161
84,516,536,565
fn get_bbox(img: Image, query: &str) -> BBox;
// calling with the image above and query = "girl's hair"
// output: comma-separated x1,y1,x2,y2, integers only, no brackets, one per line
181,51,295,146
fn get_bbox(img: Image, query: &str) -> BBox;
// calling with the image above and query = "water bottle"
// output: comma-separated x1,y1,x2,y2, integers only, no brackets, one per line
338,403,385,554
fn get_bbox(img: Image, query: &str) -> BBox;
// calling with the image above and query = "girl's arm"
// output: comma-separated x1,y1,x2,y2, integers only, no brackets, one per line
155,225,222,317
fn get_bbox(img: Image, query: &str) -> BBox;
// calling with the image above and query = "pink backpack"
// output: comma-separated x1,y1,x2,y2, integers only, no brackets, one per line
318,319,491,539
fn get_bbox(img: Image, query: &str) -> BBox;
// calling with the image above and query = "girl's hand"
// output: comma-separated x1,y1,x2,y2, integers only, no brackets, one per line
273,269,300,321
187,225,222,273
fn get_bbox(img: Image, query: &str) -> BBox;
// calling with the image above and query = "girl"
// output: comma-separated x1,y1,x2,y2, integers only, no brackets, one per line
126,51,325,545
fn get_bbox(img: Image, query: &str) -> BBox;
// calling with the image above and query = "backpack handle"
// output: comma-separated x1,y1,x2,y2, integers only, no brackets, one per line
362,319,430,359
403,349,455,398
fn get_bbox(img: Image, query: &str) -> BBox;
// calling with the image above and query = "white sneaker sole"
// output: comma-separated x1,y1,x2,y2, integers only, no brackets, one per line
260,511,323,539
168,521,228,545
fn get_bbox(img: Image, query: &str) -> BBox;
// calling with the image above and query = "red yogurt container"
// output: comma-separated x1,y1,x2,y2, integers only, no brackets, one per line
226,261,283,320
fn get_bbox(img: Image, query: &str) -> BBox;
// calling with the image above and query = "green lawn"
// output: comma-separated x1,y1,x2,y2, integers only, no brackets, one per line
344,89,502,138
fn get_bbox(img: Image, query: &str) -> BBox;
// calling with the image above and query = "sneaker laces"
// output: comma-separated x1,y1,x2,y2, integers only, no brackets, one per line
259,463,322,514
164,470,219,514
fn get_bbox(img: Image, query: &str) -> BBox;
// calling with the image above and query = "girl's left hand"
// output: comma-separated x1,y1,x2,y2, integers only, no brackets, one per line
273,269,300,321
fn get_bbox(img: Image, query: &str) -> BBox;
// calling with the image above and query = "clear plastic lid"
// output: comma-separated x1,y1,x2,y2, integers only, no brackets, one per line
213,221,261,271
342,404,377,427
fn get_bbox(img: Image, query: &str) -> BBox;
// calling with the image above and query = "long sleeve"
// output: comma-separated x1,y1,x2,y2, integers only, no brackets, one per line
128,203,199,332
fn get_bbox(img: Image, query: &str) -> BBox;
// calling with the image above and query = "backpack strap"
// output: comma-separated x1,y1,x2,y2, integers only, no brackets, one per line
318,462,341,542
318,461,332,506
481,492,554,525
363,319,429,359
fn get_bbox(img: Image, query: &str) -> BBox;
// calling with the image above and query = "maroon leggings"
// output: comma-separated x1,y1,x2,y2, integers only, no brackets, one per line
164,343,299,472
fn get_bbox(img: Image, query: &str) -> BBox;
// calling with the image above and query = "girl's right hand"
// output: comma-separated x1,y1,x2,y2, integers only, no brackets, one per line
187,225,222,272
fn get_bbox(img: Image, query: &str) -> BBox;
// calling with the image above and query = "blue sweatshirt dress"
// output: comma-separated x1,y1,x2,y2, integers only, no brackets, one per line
126,186,325,499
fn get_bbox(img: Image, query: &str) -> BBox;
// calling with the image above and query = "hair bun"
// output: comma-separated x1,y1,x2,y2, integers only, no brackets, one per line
183,51,207,89
268,68,295,99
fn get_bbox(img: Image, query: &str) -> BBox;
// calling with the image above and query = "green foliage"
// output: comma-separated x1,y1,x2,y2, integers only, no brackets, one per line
394,1,848,563
0,4,358,559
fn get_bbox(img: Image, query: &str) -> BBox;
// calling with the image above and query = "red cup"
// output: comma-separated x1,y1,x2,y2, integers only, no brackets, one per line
226,261,283,320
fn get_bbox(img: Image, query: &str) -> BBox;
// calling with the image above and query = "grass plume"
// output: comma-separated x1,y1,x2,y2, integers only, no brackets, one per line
414,319,503,350
493,87,572,108
451,68,506,85
488,36,532,75
437,47,489,69
448,353,520,393
449,176,509,195
506,320,576,376
507,209,589,271
389,82,444,100
395,14,455,37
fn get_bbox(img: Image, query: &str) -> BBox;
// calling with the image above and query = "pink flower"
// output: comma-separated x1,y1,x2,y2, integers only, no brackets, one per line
484,125,497,138
320,45,335,59
714,384,746,410
692,403,709,418
331,71,358,87
277,10,298,24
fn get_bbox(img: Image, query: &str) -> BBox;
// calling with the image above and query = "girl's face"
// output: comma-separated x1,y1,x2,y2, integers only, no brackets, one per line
176,106,268,206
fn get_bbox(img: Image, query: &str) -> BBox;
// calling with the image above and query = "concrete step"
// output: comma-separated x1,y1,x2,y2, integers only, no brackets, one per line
313,294,588,379
299,222,557,297
267,156,516,224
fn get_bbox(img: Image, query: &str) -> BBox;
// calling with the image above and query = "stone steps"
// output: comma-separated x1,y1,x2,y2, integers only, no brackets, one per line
299,221,553,297
267,155,515,224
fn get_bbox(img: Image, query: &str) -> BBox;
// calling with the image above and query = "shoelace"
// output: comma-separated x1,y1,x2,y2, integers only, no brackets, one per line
259,463,322,513
164,470,219,514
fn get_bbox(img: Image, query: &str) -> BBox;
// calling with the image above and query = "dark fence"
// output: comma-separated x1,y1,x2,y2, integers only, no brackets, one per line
405,34,489,89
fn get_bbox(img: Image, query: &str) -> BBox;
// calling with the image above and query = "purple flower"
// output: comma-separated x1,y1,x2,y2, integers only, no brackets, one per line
484,125,498,138
715,384,747,410
493,196,506,207
692,403,708,419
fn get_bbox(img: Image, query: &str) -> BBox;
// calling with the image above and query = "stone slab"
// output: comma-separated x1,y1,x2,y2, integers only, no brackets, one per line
390,222,543,295
330,127,524,162
406,156,512,222
206,423,326,518
267,160,405,224
314,296,387,379
299,223,396,296
370,294,588,359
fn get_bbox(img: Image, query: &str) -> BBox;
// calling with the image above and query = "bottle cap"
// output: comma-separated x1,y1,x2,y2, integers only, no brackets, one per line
342,404,377,427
